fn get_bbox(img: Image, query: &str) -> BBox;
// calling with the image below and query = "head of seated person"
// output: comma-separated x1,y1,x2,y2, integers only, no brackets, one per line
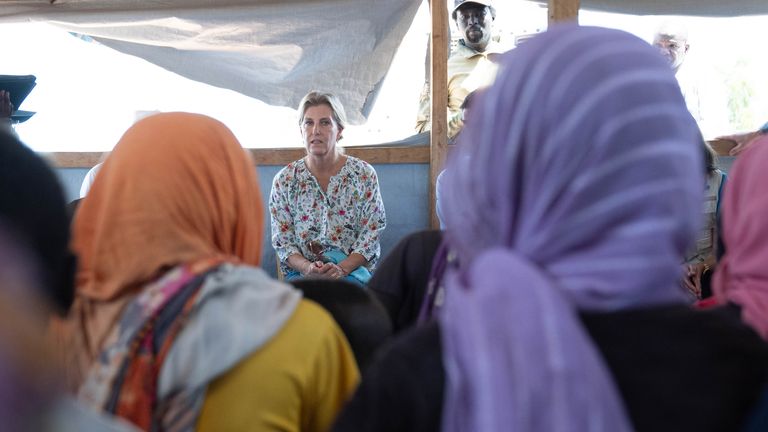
0,133,72,423
0,129,75,316
333,25,768,432
439,24,707,429
0,230,68,430
0,144,129,430
270,92,386,284
59,113,360,431
62,112,266,389
290,278,393,370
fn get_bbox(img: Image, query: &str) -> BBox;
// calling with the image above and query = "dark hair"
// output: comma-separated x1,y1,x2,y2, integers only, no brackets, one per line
702,140,718,175
289,279,392,371
0,130,75,315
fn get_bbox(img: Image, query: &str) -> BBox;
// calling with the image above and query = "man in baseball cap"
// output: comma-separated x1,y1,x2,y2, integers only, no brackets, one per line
451,0,497,52
416,0,504,139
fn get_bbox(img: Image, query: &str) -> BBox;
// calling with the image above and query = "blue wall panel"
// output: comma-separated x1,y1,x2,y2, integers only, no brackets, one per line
55,163,430,278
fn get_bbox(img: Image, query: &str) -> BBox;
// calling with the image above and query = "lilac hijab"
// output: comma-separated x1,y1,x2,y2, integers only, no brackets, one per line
440,25,703,431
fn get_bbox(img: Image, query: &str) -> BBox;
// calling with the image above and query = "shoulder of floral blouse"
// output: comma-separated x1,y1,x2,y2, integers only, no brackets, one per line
346,156,378,178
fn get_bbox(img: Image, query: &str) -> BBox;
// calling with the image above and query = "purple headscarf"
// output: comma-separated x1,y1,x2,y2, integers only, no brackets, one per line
440,25,703,431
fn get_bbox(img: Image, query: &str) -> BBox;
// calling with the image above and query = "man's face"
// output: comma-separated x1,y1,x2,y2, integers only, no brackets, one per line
653,35,689,71
455,4,493,52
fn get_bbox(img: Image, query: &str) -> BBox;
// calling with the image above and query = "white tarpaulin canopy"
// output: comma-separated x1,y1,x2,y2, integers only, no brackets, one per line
1,0,764,124
0,0,422,123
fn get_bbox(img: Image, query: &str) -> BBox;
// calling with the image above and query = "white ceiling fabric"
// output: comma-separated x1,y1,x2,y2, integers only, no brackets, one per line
1,0,763,122
0,0,422,123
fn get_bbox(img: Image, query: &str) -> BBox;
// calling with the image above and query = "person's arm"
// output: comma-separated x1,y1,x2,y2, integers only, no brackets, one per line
435,170,447,229
286,253,326,276
349,165,387,269
416,80,465,139
446,82,466,139
0,90,12,119
0,90,14,133
269,170,307,270
338,253,368,277
719,121,768,155
415,82,431,133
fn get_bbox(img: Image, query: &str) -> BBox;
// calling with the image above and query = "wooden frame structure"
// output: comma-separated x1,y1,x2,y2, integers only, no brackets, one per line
548,0,580,23
49,146,430,168
428,0,449,229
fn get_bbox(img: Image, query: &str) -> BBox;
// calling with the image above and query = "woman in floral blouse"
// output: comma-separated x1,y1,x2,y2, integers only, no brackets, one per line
270,91,386,284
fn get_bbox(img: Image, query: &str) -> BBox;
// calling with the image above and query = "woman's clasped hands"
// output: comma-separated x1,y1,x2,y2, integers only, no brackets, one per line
303,260,347,279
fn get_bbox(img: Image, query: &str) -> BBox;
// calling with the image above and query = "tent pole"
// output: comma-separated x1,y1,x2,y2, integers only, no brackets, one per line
548,0,580,23
429,0,449,229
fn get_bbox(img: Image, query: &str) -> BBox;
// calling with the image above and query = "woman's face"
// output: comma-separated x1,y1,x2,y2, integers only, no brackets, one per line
301,104,342,158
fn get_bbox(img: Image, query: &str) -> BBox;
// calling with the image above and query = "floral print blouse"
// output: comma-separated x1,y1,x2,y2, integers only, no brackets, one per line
270,156,386,275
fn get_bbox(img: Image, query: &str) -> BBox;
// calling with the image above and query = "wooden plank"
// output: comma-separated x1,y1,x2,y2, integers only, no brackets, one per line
46,146,430,168
45,152,105,168
548,0,580,23
250,146,430,165
429,0,449,229
249,148,306,166
345,146,430,165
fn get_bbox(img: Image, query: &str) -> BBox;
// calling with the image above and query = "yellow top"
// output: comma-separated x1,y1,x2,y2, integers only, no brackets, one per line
196,299,360,432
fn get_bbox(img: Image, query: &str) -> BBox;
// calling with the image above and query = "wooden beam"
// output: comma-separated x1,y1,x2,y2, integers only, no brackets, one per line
428,0,449,229
249,146,430,165
46,146,430,168
44,152,105,168
548,0,580,23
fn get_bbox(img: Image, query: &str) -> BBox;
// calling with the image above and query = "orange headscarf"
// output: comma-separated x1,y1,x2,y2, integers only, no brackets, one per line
58,113,263,388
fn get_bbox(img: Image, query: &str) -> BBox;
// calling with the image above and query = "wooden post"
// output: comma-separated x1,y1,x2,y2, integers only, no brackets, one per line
429,0,449,229
548,0,580,23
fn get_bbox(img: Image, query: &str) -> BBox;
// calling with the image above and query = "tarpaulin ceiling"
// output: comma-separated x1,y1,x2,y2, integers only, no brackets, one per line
0,0,764,122
0,0,422,123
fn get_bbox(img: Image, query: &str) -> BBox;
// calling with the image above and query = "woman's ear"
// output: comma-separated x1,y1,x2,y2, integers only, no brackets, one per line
337,127,344,141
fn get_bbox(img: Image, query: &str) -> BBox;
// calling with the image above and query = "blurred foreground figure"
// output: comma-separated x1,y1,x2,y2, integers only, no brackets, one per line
0,130,134,431
712,135,768,340
57,113,359,431
334,25,768,432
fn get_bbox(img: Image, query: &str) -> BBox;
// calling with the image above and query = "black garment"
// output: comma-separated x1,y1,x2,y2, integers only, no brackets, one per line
0,130,75,314
333,321,443,432
290,279,393,372
701,267,714,299
333,304,768,432
367,230,443,333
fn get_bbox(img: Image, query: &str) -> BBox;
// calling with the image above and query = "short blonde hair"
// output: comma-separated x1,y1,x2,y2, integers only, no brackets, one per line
297,91,348,131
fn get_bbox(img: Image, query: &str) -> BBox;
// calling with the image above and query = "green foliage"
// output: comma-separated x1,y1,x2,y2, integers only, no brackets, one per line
723,58,755,131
